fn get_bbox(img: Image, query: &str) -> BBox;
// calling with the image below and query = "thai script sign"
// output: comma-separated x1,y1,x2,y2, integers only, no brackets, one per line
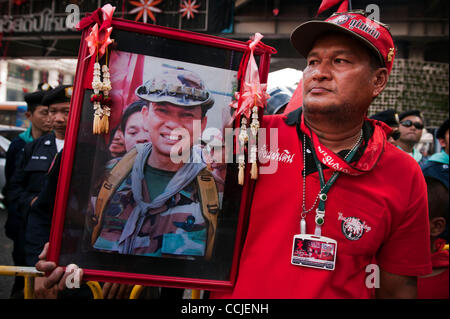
0,7,78,33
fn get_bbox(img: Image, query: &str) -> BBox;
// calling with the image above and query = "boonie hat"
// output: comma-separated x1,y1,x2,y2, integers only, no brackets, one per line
136,67,214,111
42,84,73,106
290,10,396,74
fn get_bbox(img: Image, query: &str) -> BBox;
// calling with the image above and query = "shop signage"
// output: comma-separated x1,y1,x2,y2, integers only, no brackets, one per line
0,6,79,33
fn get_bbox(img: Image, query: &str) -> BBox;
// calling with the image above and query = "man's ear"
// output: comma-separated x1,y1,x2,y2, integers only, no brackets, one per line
430,217,446,237
25,111,32,120
372,68,389,98
141,104,149,119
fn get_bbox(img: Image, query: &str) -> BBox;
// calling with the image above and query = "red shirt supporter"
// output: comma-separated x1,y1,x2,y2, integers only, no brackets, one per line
212,109,431,299
213,10,433,298
417,239,449,299
34,10,433,299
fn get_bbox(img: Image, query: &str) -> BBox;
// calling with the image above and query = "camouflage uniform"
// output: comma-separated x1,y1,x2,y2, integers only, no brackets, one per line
90,67,217,258
90,162,208,257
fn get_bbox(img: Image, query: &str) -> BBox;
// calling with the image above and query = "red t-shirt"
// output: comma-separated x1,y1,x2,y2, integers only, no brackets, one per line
213,110,432,299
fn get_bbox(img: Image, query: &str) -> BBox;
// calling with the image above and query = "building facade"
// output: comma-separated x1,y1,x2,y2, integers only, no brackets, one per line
0,0,448,126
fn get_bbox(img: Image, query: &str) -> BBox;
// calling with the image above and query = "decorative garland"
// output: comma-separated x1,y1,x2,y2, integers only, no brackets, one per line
230,33,269,185
91,54,112,134
79,4,115,135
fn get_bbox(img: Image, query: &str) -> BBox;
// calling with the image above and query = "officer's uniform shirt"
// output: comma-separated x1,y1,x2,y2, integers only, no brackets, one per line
3,136,27,241
24,151,61,266
8,132,58,222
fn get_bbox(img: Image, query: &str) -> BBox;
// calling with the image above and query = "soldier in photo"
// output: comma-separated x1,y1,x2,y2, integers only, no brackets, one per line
89,67,221,260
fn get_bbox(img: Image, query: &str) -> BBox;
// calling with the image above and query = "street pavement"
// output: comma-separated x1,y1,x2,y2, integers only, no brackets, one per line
0,208,14,298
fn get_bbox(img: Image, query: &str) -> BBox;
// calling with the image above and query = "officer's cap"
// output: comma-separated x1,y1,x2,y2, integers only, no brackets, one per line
24,82,53,111
370,109,399,127
135,67,214,112
42,84,73,106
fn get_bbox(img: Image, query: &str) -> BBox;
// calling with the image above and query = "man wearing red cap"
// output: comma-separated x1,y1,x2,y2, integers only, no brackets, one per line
211,10,431,298
34,10,432,299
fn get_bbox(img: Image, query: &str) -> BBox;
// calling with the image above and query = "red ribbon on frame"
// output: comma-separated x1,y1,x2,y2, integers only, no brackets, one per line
230,33,269,121
76,4,116,89
230,33,271,184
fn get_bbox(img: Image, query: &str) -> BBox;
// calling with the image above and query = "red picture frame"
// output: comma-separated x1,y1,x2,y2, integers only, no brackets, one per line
47,17,275,291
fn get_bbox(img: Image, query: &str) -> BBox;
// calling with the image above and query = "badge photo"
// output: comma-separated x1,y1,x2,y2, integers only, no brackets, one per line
291,234,337,271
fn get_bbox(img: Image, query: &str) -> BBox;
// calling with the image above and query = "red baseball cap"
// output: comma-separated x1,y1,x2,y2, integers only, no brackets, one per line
290,10,396,74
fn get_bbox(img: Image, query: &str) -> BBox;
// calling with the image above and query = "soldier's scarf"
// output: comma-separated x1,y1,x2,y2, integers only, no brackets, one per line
118,143,206,254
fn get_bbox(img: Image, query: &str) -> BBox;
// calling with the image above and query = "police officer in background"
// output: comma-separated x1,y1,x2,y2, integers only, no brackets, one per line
7,85,72,271
369,109,401,144
3,83,52,298
3,83,53,197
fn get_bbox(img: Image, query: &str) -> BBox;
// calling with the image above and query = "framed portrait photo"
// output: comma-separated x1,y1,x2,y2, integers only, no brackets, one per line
47,16,275,291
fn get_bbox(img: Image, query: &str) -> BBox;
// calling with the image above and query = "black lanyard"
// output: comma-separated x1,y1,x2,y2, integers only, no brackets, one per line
306,134,360,227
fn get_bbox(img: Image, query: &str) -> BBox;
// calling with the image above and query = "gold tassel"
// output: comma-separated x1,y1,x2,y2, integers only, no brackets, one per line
105,115,109,133
100,115,109,134
92,60,102,135
101,105,111,134
93,114,101,134
238,163,245,185
251,162,258,180
92,101,102,135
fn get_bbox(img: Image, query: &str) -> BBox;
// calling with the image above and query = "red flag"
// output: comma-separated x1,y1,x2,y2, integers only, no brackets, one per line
108,51,145,130
337,0,349,12
317,0,349,16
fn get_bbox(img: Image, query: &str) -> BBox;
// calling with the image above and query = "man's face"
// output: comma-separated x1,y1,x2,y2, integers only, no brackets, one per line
302,33,383,124
28,105,51,133
109,129,125,157
439,129,449,155
142,102,206,159
398,115,424,145
49,102,70,139
123,111,149,152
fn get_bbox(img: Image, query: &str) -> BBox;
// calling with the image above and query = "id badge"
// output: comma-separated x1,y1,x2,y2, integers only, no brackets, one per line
291,234,337,271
